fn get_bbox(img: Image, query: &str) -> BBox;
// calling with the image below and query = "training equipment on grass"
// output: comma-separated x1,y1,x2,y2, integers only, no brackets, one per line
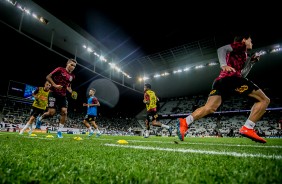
117,140,128,144
74,137,83,141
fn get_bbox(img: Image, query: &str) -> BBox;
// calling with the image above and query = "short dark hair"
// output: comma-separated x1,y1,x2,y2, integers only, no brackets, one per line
234,33,251,42
90,88,96,92
144,83,151,89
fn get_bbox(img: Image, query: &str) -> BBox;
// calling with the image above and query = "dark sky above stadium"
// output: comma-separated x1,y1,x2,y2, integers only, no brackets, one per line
32,0,282,57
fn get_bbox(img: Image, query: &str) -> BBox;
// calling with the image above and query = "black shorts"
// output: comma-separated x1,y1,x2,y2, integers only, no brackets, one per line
146,111,159,122
30,107,45,117
47,92,68,109
84,114,97,122
209,76,259,98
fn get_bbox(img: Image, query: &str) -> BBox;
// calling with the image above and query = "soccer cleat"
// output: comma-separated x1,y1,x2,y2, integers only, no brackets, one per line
176,118,188,141
239,126,266,143
57,131,63,138
144,130,149,138
88,131,94,137
168,126,173,136
96,132,102,138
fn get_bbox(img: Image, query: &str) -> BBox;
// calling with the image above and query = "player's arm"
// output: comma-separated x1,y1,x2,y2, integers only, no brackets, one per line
46,67,65,90
46,71,62,90
250,51,262,63
83,102,93,107
85,98,100,107
156,96,159,102
32,87,40,100
143,93,150,104
217,44,236,72
95,101,100,106
143,99,149,104
242,51,263,78
93,98,100,106
67,84,72,93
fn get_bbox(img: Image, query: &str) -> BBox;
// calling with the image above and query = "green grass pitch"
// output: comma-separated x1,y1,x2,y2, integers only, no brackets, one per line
0,132,281,184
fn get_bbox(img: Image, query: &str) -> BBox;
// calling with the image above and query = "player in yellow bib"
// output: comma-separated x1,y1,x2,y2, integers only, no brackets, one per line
19,81,51,135
143,83,172,138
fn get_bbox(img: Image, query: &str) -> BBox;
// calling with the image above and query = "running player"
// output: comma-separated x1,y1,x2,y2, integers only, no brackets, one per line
177,33,270,143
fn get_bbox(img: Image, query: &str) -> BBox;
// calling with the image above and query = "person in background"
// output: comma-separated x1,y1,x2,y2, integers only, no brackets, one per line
143,83,172,138
177,33,270,143
82,88,102,138
19,81,51,135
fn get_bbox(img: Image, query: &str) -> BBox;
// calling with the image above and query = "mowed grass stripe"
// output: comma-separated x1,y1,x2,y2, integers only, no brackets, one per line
13,133,282,149
104,143,282,160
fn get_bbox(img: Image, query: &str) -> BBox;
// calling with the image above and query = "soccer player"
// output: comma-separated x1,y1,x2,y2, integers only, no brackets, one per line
36,58,77,138
19,81,51,135
143,83,172,138
82,88,101,137
177,33,270,143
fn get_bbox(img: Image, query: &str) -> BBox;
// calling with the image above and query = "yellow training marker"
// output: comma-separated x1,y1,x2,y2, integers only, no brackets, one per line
117,140,128,144
74,137,83,141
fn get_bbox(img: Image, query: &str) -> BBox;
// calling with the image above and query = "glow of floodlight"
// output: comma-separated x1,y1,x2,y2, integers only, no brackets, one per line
7,0,17,6
24,8,31,14
195,65,204,69
32,13,38,19
87,47,93,52
40,17,49,24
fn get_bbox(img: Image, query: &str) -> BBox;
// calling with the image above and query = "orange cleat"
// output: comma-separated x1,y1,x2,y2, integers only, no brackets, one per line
239,126,267,143
176,118,188,141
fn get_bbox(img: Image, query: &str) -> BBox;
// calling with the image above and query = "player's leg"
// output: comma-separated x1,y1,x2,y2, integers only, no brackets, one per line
177,95,222,141
239,88,270,143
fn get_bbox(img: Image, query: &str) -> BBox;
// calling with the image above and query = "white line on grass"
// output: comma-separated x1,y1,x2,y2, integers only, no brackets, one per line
179,142,282,148
129,140,282,148
104,143,282,160
76,137,282,148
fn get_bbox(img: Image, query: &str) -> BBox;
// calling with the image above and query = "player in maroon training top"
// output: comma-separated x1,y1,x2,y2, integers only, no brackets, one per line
36,58,77,138
177,33,270,143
